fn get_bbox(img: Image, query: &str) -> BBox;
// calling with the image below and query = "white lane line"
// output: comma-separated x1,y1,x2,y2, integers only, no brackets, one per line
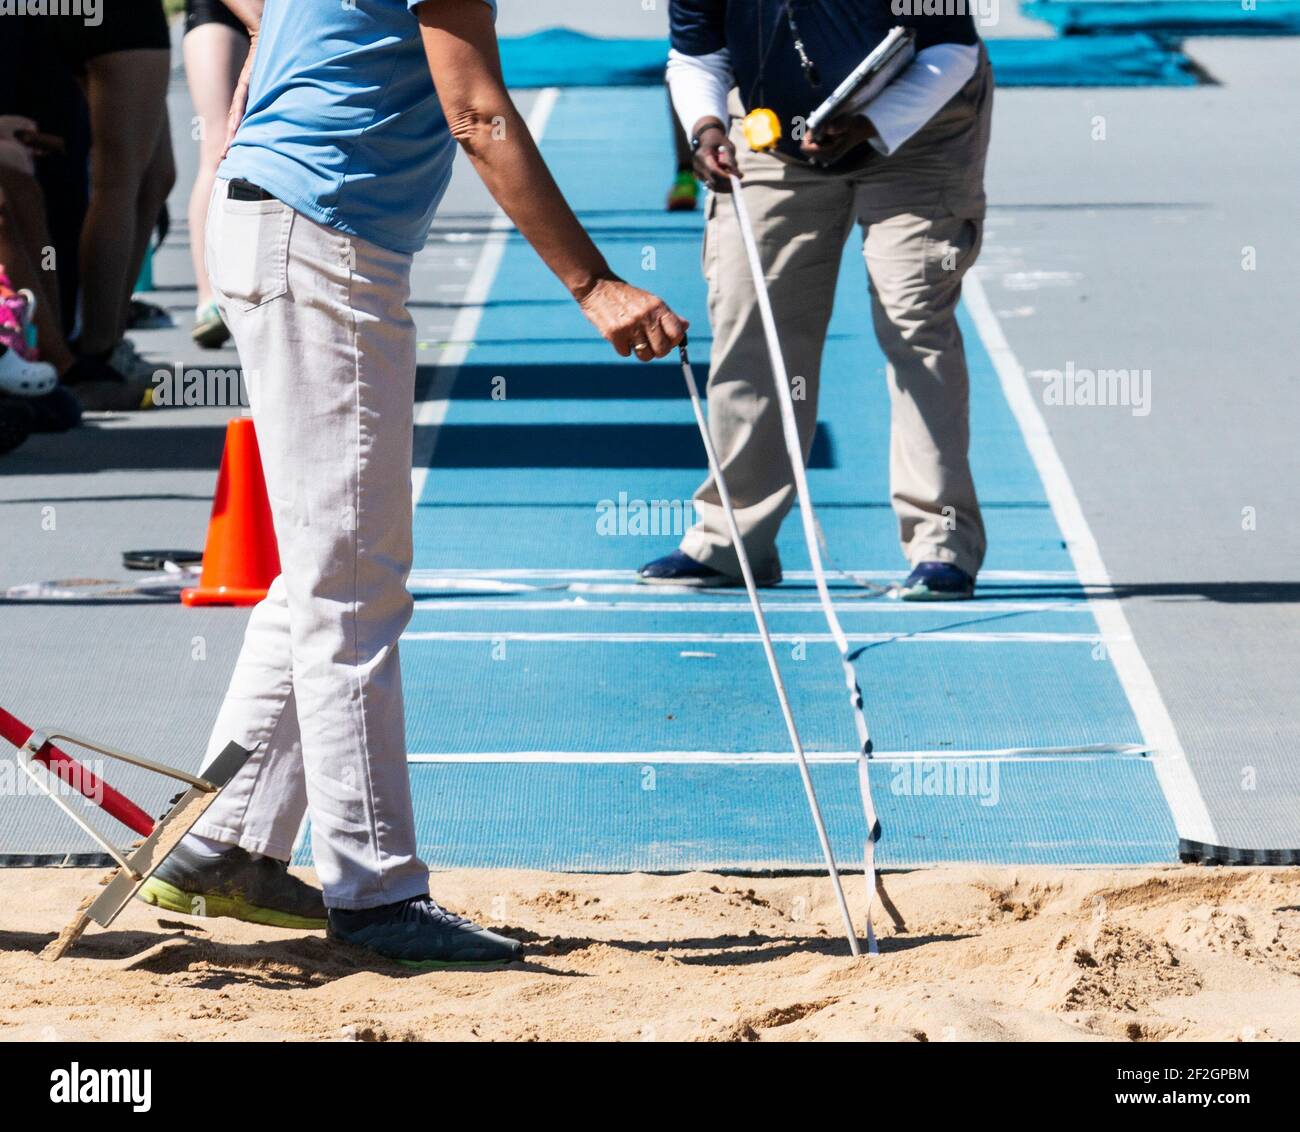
409,567,1080,581
410,87,560,507
401,630,1113,644
407,598,1090,614
964,272,1218,844
407,744,1152,765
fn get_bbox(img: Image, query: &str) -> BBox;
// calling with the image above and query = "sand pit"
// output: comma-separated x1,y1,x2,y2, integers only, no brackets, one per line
1,865,1297,1042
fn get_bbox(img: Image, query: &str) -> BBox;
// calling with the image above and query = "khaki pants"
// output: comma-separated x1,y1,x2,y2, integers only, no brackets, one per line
680,54,994,580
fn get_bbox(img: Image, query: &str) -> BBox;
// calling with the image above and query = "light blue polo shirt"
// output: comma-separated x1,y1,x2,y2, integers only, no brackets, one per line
220,0,496,255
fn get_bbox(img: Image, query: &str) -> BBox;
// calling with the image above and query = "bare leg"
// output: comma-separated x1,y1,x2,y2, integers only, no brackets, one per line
76,48,171,355
183,23,248,308
119,107,177,334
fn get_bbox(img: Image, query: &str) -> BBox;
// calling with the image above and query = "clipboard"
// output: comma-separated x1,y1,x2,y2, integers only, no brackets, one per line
806,26,917,139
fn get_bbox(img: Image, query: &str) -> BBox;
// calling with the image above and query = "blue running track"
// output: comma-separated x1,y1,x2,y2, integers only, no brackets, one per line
296,88,1180,872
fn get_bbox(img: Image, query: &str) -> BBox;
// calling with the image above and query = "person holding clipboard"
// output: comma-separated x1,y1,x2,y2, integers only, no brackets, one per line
640,2,993,601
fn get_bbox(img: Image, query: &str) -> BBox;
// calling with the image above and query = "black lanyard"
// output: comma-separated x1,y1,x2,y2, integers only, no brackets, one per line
786,1,822,87
751,0,823,107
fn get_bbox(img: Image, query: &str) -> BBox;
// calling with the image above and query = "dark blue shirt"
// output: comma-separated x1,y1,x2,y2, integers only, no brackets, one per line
671,0,978,161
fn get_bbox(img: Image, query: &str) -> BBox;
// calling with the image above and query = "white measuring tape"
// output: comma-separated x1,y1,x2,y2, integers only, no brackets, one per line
727,172,886,951
678,341,862,957
668,169,899,954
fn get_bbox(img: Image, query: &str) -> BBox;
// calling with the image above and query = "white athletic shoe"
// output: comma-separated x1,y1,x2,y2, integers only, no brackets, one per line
0,346,58,397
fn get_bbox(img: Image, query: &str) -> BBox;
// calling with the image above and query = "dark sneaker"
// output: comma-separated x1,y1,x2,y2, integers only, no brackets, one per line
894,561,975,602
63,352,154,412
72,379,153,412
0,396,34,455
328,895,522,969
638,549,780,588
137,841,327,929
128,298,175,330
24,385,82,432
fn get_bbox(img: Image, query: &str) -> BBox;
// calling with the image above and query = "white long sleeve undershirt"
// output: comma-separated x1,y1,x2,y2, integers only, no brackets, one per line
666,42,980,157
666,47,733,142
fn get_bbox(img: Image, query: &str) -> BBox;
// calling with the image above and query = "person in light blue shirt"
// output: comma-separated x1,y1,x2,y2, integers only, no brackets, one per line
220,0,467,254
146,0,688,970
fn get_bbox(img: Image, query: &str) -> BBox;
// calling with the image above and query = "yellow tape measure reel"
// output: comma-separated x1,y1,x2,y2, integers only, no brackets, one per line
741,108,782,153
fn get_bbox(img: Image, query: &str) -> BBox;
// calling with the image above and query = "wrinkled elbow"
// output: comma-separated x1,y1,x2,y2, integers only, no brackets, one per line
445,104,497,153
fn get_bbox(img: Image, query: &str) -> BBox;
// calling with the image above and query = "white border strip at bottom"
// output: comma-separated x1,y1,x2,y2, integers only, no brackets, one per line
963,272,1218,844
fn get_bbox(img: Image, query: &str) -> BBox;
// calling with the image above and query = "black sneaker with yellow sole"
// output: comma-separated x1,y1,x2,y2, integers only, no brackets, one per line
137,841,327,930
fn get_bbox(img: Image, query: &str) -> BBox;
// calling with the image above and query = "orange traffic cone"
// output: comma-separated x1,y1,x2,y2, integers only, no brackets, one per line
181,417,280,607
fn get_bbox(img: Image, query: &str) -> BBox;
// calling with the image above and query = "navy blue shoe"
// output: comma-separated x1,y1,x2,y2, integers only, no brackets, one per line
895,561,975,602
638,549,780,588
328,895,522,969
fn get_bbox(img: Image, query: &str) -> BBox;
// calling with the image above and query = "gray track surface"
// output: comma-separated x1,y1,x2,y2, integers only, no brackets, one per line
0,41,531,854
978,36,1300,850
0,6,1294,857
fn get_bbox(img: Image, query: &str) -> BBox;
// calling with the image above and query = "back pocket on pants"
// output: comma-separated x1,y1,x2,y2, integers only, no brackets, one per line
214,196,293,311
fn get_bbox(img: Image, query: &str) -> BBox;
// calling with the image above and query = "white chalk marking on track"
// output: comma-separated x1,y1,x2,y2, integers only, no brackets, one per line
406,581,1092,599
964,271,1218,845
407,598,1091,615
406,744,1152,765
401,630,1115,644
410,87,560,507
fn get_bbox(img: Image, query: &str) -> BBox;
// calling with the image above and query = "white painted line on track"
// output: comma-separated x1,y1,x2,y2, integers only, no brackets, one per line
407,598,1091,614
406,744,1152,765
402,629,1115,644
964,271,1218,844
409,567,1080,582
